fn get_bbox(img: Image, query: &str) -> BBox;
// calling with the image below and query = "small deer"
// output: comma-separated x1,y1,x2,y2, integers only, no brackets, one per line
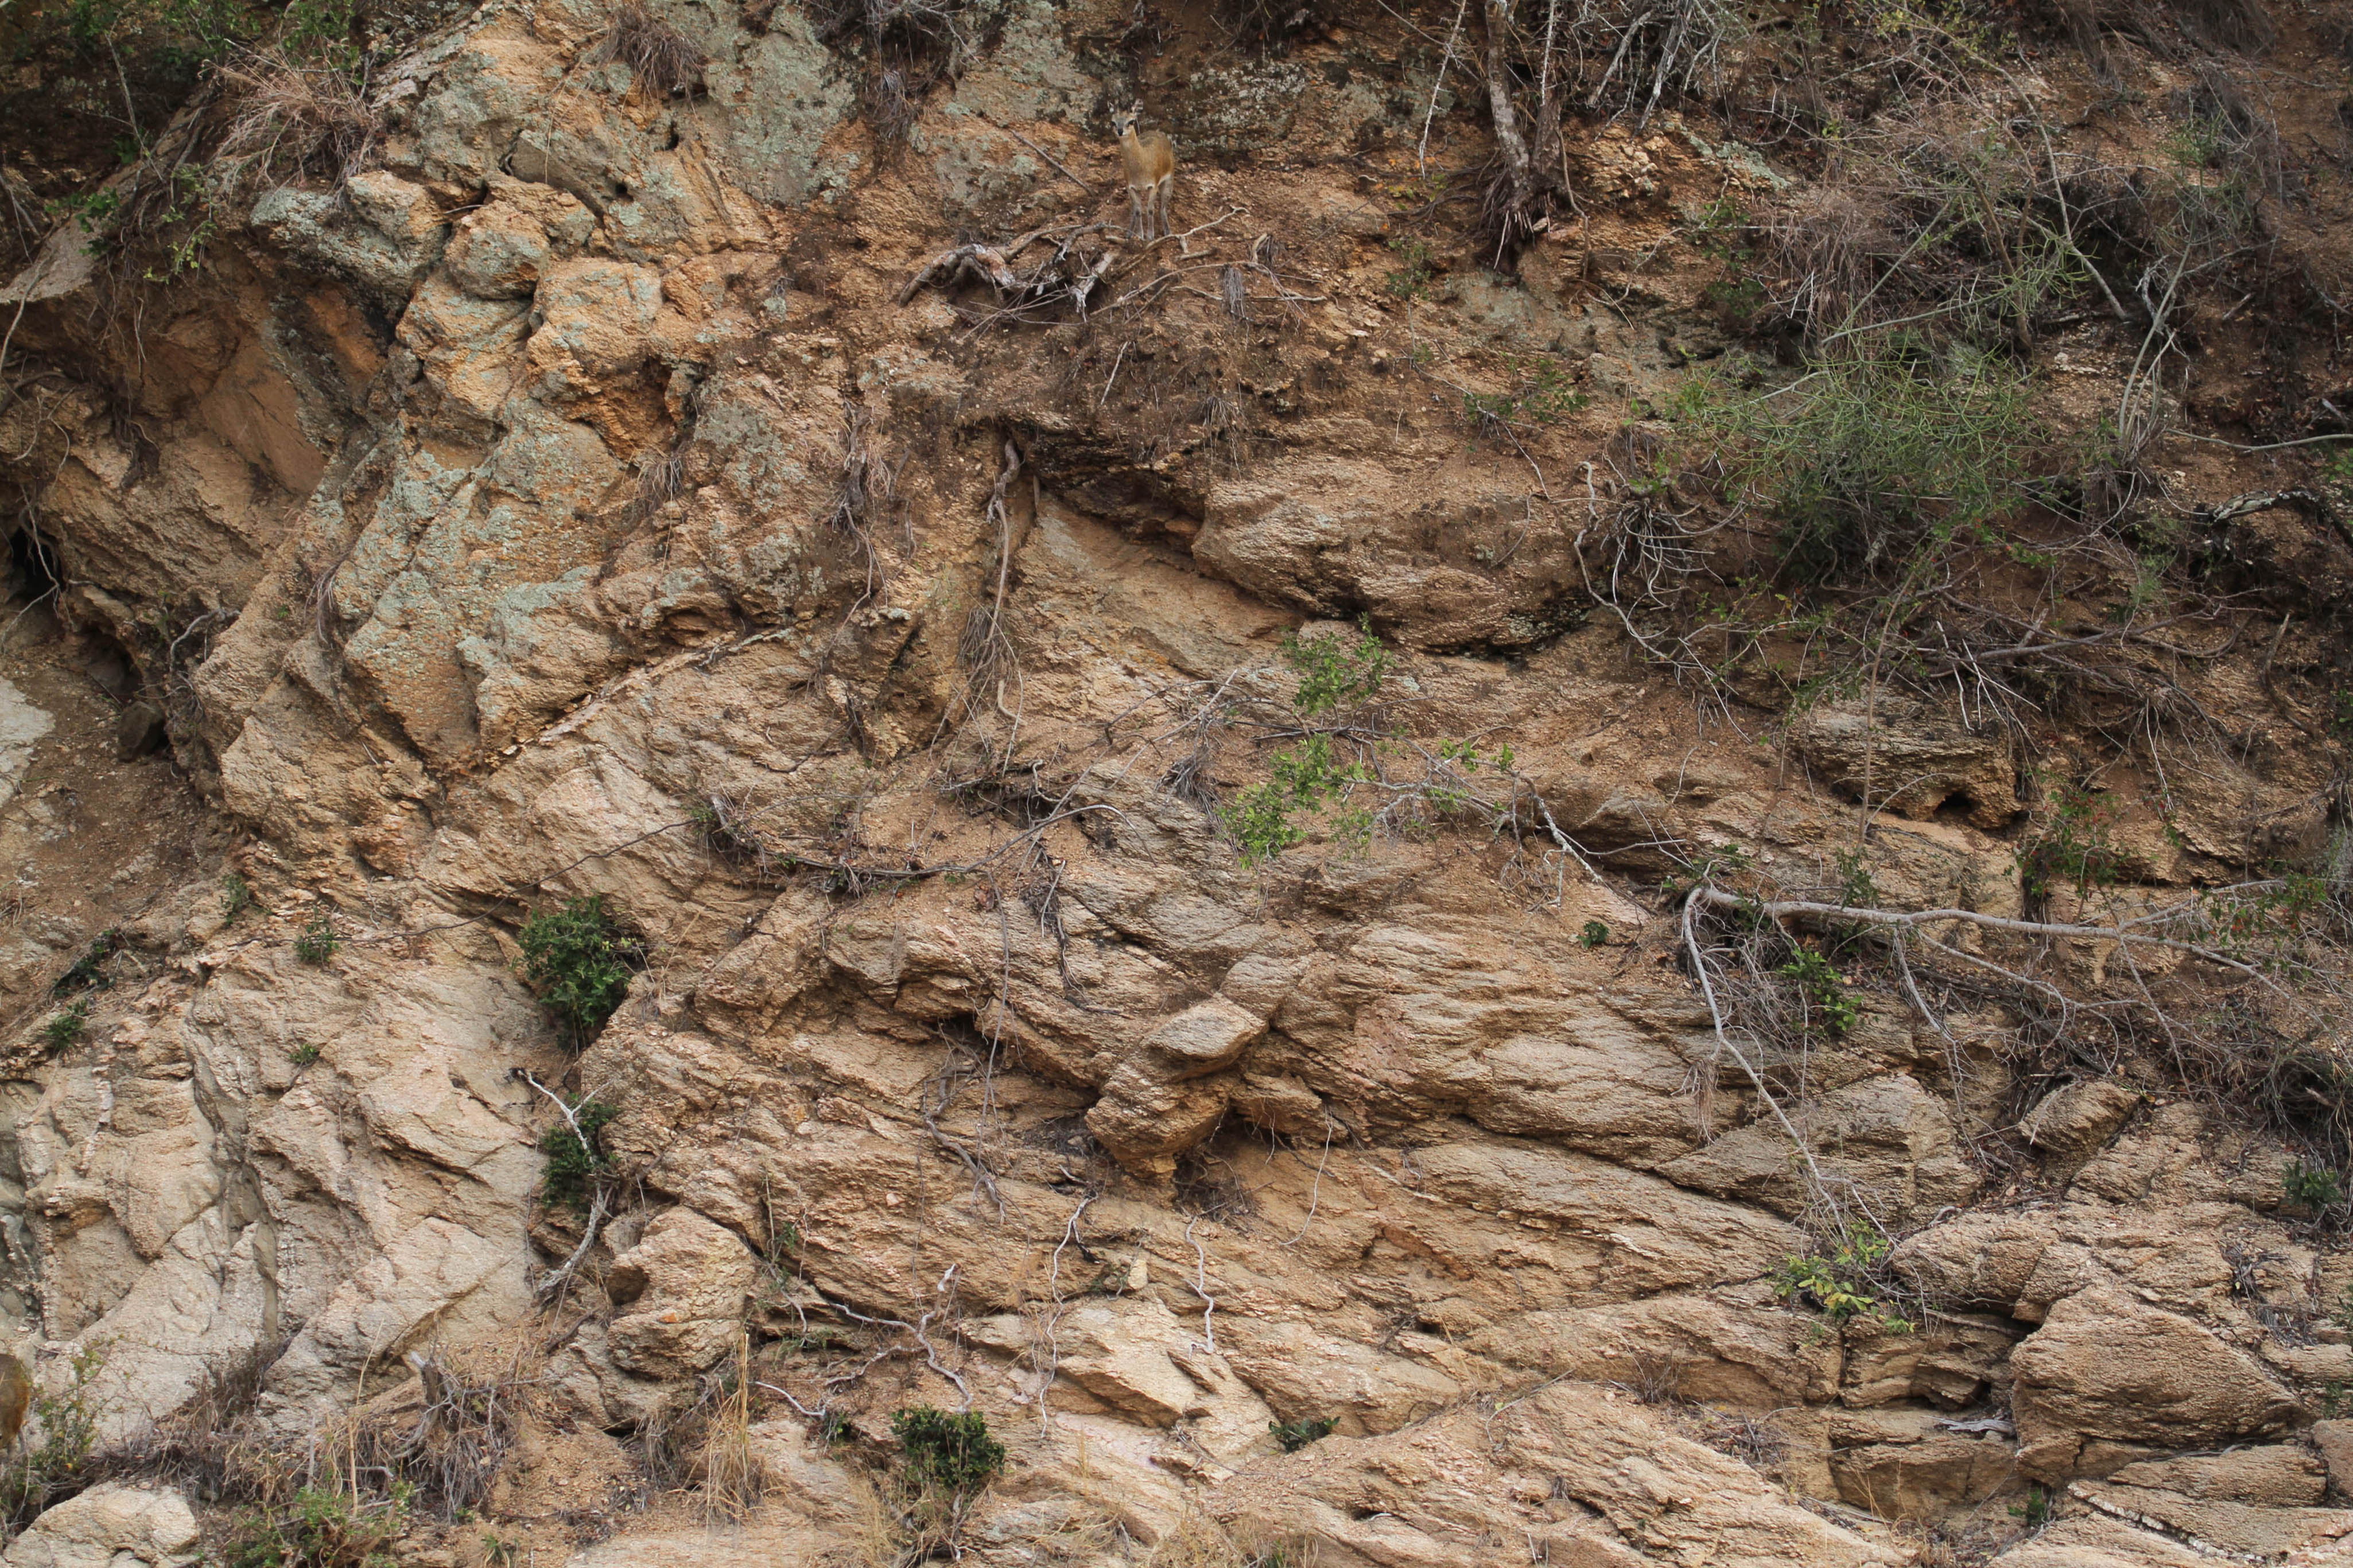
1112,105,1175,243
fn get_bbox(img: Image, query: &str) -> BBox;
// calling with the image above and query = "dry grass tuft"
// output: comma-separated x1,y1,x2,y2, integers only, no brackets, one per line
598,2,709,100
214,49,381,188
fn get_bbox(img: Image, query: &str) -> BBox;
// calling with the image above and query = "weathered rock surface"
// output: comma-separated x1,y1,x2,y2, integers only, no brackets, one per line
1,1485,200,1568
0,0,2348,1561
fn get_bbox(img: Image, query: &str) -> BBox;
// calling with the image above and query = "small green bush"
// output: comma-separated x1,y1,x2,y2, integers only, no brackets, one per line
222,872,254,919
39,1000,90,1050
1579,920,1610,948
289,1042,322,1068
222,1484,407,1568
2284,1160,2345,1215
517,896,637,1047
1284,621,1392,717
1674,344,2032,587
293,911,339,964
539,1099,620,1208
1778,947,1859,1037
0,1345,103,1532
1772,1225,1913,1334
1271,1416,1337,1452
891,1407,1004,1494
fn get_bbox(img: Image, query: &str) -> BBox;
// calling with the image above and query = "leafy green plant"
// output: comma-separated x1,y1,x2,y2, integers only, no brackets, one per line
1779,947,1859,1037
222,1483,408,1568
891,1407,1004,1494
2284,1160,2345,1215
293,911,340,964
1675,344,2032,588
539,1098,620,1208
1286,622,1392,717
2008,1484,2052,1528
40,999,91,1050
0,1344,104,1531
1579,920,1611,948
1771,1225,1913,1333
517,896,638,1047
1463,357,1589,431
289,1042,322,1068
222,871,255,919
1270,1416,1337,1452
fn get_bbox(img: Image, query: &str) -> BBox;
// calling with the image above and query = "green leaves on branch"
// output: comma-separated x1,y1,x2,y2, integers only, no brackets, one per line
539,1099,619,1208
517,896,639,1048
1675,344,2034,588
1771,1225,1914,1334
1777,947,1859,1038
1222,623,1510,867
891,1407,1004,1495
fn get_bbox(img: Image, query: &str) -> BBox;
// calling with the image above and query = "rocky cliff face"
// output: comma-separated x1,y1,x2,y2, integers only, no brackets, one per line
3,0,2353,1561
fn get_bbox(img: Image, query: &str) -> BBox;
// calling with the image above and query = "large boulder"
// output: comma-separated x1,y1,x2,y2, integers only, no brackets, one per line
2,1484,199,1568
2012,1288,2299,1474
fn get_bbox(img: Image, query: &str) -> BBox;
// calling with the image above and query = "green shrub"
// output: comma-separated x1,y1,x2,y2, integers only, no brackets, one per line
39,1000,90,1050
293,911,339,964
2017,784,2122,905
222,872,254,919
539,1099,620,1208
1579,920,1610,948
222,1484,407,1568
517,897,637,1047
2284,1160,2345,1215
1778,947,1859,1037
1284,622,1391,717
1674,345,2031,588
0,1345,103,1532
891,1407,1004,1494
52,930,120,995
1270,1416,1337,1452
289,1042,322,1068
1771,1225,1913,1333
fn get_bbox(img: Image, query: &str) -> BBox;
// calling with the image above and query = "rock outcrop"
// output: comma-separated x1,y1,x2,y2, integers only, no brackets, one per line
1,0,2351,1561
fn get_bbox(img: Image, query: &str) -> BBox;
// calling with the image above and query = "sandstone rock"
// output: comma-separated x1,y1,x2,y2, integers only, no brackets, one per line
1840,1311,2023,1409
1890,1212,2057,1313
2104,1445,2325,1504
2,1483,199,1567
1788,697,2020,827
2069,1478,2353,1557
2020,1080,2141,1157
251,170,448,307
606,1207,764,1378
1827,1407,2014,1518
2012,1288,2299,1474
1986,1513,2208,1566
1212,1381,1903,1566
1660,1071,1980,1219
2317,1419,2353,1497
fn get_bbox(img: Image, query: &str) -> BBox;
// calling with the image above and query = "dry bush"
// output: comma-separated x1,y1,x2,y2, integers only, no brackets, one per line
702,1337,762,1520
213,49,381,188
100,1343,531,1524
806,0,998,149
597,2,708,99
